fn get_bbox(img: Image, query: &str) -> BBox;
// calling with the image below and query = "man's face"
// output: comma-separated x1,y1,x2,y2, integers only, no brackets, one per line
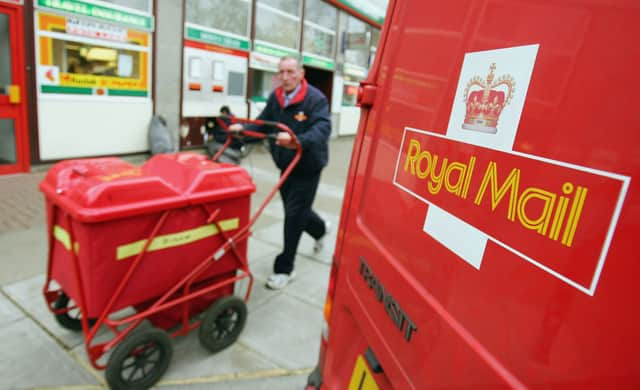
278,58,304,93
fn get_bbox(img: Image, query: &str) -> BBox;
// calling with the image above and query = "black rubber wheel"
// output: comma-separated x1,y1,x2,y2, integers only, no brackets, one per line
53,292,96,331
198,296,247,353
105,327,173,390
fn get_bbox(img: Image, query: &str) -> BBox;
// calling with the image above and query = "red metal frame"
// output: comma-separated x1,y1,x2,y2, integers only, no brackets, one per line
0,2,30,174
42,119,300,370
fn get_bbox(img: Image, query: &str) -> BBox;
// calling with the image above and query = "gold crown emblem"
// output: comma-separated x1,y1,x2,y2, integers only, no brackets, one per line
462,63,515,134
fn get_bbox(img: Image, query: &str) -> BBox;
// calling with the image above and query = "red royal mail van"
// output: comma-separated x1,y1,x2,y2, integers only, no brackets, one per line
307,0,640,388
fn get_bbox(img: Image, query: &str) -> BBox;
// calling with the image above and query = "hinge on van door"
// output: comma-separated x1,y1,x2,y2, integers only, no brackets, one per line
357,82,377,108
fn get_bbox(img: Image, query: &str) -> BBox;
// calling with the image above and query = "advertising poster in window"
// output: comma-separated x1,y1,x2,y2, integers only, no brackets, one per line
35,11,151,98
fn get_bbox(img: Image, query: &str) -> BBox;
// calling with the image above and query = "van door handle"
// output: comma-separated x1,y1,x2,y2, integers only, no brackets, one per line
8,85,20,104
357,83,377,108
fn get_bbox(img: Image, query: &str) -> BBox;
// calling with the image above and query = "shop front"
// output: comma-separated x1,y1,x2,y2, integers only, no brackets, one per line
34,0,154,160
180,0,251,148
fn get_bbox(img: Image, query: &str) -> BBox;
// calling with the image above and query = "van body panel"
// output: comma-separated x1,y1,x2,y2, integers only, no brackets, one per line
319,0,640,388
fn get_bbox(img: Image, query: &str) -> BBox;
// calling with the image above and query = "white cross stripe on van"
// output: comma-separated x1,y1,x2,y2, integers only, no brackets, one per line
423,44,540,273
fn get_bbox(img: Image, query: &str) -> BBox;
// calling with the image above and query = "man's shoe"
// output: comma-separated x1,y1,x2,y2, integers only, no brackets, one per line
313,221,332,253
266,271,296,290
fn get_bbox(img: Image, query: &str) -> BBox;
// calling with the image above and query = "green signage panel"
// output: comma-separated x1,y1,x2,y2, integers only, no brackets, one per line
38,0,154,30
186,27,250,51
254,42,298,59
302,55,335,71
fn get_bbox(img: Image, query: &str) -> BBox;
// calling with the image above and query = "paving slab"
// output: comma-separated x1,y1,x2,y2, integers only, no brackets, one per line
252,213,339,265
3,275,87,350
283,257,331,309
247,235,280,267
0,317,98,389
70,329,281,387
239,293,323,370
0,292,24,326
158,372,309,389
0,225,48,285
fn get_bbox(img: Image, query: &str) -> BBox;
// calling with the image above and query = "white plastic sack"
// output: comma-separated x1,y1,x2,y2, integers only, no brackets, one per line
148,115,176,155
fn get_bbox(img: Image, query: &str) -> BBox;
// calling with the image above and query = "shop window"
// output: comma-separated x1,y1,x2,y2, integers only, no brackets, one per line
99,0,154,14
0,119,16,165
189,57,202,78
0,14,11,91
305,0,336,29
186,0,251,38
212,61,224,81
303,26,335,59
51,39,141,79
342,14,370,69
260,0,301,16
252,69,277,101
228,71,245,96
303,0,336,59
255,0,301,50
342,81,359,107
36,12,151,97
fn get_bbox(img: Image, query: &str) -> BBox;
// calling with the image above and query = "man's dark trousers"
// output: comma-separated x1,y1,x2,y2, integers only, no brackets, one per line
274,171,326,274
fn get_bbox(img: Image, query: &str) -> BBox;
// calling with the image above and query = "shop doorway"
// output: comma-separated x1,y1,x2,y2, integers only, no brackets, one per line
0,2,29,174
304,66,333,107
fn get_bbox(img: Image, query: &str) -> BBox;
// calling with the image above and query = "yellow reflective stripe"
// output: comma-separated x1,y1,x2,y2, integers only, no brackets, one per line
54,225,71,251
116,217,240,261
53,225,79,254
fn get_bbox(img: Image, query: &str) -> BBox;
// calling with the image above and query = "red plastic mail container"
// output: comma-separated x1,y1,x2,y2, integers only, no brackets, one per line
40,153,256,318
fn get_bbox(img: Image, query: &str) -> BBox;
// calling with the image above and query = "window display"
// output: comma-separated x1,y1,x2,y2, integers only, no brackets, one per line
36,12,151,97
255,0,301,50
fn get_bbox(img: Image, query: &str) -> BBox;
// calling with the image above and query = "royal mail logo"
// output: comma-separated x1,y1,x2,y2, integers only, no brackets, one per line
463,63,515,134
393,128,630,295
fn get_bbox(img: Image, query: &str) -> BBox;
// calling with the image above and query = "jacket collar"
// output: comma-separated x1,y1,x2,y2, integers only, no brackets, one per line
276,78,308,108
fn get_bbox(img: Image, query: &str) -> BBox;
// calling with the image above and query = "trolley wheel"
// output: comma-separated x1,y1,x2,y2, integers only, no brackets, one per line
53,292,96,331
105,327,173,390
198,296,247,353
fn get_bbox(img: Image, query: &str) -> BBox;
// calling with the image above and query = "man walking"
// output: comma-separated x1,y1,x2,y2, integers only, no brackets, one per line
230,56,331,289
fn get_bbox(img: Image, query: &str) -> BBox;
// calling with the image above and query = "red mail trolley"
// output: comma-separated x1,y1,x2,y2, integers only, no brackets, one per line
40,121,299,389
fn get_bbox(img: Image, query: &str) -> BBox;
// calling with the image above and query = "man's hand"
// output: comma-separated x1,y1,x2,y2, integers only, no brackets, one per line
276,132,296,149
228,123,243,132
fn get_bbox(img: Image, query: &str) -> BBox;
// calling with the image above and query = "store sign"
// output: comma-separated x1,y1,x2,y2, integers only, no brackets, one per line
186,25,250,52
0,0,24,5
302,54,335,71
37,0,153,31
254,41,298,60
249,51,279,72
66,17,127,42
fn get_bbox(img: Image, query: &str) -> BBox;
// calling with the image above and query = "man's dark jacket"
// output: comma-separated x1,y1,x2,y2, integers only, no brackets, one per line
255,79,331,175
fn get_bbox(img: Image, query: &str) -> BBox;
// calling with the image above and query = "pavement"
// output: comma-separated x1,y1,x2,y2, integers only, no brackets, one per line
0,135,355,390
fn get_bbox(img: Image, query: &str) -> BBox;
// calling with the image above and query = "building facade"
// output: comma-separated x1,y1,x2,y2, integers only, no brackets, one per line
0,0,385,174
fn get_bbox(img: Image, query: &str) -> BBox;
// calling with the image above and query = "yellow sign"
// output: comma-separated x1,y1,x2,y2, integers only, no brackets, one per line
59,73,146,90
348,355,379,390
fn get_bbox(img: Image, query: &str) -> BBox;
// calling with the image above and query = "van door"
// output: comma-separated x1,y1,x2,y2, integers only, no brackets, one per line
0,2,29,174
321,0,639,388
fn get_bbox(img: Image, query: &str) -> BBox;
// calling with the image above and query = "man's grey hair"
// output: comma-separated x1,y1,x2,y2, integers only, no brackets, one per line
279,55,303,70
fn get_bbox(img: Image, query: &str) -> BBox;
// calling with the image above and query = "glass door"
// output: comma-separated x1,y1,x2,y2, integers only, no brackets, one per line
0,3,29,174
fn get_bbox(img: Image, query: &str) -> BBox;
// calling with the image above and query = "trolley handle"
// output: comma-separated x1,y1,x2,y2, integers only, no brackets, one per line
212,117,301,163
